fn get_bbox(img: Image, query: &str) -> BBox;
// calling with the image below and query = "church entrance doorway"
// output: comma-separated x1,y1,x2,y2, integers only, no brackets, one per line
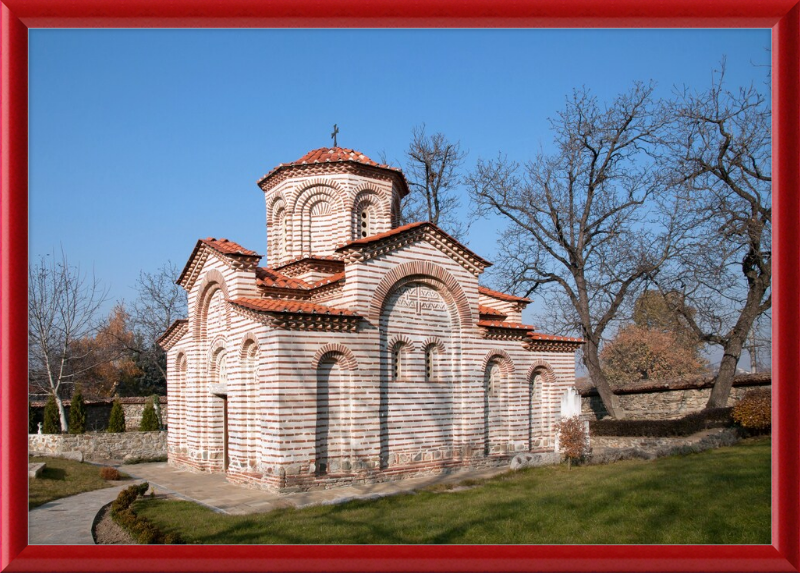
315,355,349,476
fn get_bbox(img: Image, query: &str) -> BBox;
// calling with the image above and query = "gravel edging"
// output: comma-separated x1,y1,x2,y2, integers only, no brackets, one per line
92,501,138,545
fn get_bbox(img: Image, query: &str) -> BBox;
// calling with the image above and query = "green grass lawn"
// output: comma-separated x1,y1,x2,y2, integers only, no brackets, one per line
29,456,128,509
133,437,770,545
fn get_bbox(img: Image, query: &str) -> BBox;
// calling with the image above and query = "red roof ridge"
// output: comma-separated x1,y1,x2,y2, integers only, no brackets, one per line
336,221,492,270
478,304,506,317
309,271,345,289
273,254,344,271
200,237,260,257
477,320,537,330
230,297,357,317
337,221,428,249
527,332,584,343
256,267,345,291
478,285,531,303
257,147,409,195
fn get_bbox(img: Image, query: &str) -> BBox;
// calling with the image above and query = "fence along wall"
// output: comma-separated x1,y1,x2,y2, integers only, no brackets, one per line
29,397,169,432
579,373,771,420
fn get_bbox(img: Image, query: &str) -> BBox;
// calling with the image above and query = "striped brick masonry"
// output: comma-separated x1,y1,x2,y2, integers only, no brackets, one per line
159,146,584,493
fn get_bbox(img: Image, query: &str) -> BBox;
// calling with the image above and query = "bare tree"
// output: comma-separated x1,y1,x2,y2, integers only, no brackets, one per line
128,261,188,392
656,63,771,408
28,251,107,431
466,83,679,419
401,125,467,240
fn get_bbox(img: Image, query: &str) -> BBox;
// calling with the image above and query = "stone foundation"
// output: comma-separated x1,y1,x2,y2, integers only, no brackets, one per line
28,431,167,462
168,447,550,493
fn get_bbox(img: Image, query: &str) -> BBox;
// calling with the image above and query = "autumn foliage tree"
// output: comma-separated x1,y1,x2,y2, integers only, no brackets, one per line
600,325,707,385
69,304,142,398
601,290,707,385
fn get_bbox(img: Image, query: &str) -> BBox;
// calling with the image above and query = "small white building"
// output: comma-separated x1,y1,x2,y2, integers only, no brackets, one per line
159,147,582,492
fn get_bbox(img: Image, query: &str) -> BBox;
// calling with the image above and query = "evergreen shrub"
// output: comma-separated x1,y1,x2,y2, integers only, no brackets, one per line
139,397,160,431
43,395,60,434
110,482,184,544
108,398,126,433
68,386,87,434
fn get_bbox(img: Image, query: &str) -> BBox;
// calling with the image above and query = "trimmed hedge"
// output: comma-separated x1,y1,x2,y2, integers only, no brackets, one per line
111,482,184,544
590,408,733,437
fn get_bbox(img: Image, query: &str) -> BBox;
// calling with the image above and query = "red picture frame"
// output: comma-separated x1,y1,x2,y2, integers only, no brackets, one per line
2,1,798,571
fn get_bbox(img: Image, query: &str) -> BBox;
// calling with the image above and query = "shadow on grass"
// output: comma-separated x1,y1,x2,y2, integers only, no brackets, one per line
135,438,771,545
39,467,67,481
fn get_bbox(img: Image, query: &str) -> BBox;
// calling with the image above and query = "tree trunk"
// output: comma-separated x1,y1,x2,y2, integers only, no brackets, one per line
583,339,624,419
706,283,766,409
707,329,747,408
55,394,69,433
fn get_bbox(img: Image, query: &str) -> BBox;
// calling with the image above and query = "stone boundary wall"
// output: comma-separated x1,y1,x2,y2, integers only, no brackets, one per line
28,431,167,462
580,373,770,420
29,397,169,432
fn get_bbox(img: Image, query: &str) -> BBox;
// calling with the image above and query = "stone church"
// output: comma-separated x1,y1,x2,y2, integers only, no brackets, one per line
158,147,582,492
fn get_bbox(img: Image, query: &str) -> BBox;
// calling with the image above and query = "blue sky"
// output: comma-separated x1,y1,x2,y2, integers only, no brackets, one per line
29,28,771,344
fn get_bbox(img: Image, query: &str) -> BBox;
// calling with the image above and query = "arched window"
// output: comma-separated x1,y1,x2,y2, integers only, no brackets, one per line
276,208,287,257
359,208,371,238
212,349,227,385
424,344,438,382
391,343,405,381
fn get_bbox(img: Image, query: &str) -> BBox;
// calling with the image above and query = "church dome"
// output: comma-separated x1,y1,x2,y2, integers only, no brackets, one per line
257,146,410,198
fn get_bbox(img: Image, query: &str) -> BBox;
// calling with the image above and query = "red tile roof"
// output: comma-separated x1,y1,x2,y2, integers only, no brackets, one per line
177,237,262,287
337,221,492,268
291,147,388,168
258,147,409,196
478,305,506,317
309,272,345,289
527,332,584,343
229,298,356,316
339,221,428,248
200,237,260,257
478,286,531,303
273,255,344,271
255,268,345,291
255,267,310,290
477,320,537,330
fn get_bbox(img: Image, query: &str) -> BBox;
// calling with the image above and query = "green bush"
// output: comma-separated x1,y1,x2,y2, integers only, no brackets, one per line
732,389,771,431
151,394,163,429
108,398,126,433
590,408,733,437
110,482,183,544
139,398,160,432
43,394,61,434
68,386,87,434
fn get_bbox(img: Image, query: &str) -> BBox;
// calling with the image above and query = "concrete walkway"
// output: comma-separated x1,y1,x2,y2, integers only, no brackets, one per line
29,481,142,545
121,463,509,515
